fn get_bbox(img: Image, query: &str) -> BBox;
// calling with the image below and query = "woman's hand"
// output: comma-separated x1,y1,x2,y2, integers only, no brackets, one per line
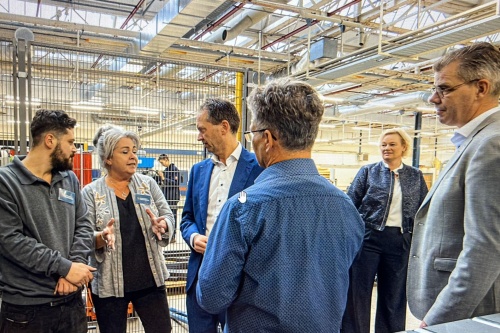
101,218,116,250
146,208,167,240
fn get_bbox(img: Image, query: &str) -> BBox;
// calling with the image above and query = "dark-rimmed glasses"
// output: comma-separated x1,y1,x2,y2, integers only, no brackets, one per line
244,129,277,141
431,79,479,99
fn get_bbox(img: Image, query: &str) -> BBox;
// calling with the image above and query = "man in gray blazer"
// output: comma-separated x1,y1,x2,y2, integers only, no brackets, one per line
407,42,500,327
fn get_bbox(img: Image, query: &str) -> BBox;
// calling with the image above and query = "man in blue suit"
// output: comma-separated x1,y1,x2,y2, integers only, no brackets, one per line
180,98,263,333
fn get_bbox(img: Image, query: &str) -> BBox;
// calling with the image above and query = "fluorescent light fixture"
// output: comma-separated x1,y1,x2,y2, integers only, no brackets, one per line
314,138,331,143
366,102,395,108
130,106,159,115
7,120,29,124
182,130,200,135
322,96,344,103
352,126,372,131
416,106,436,112
341,139,356,144
71,102,103,111
416,131,437,137
319,123,336,129
120,63,144,73
5,96,41,106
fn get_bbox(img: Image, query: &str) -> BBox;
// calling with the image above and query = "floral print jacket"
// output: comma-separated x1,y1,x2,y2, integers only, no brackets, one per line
81,173,174,298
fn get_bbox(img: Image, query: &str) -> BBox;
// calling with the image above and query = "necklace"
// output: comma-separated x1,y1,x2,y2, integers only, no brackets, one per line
108,177,130,199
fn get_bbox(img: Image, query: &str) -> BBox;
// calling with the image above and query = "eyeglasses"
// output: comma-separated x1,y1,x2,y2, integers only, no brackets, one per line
431,79,479,99
243,129,277,141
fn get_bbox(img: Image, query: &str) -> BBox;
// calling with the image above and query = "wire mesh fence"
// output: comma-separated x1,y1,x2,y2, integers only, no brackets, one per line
0,38,241,333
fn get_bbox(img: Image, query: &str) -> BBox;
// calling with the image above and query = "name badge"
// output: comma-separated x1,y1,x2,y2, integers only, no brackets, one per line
135,193,151,205
58,188,75,205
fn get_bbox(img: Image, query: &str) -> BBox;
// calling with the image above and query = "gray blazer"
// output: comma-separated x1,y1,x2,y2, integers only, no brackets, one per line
407,111,500,325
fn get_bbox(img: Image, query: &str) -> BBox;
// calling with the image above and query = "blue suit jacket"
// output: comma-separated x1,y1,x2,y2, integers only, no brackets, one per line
180,147,263,292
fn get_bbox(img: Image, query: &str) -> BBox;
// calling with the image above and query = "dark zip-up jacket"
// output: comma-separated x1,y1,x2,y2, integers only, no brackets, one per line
0,156,93,305
347,161,428,233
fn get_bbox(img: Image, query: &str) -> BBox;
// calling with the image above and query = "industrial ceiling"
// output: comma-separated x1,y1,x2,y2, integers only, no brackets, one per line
0,0,499,159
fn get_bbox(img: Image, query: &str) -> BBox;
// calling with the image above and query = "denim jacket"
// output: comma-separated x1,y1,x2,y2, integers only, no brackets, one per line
347,161,428,233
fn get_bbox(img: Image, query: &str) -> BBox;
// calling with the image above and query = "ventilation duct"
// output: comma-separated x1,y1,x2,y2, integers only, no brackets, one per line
311,2,500,81
205,0,287,44
338,91,432,117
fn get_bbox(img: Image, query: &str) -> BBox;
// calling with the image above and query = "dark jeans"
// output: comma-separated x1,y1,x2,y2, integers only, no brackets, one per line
92,286,171,333
186,280,225,333
342,227,411,333
0,293,87,333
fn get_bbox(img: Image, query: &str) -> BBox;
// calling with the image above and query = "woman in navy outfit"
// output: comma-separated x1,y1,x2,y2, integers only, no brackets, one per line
342,128,428,333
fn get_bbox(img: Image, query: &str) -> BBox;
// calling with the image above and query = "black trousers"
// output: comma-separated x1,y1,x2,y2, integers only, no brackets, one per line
92,286,171,333
0,293,87,333
342,227,411,333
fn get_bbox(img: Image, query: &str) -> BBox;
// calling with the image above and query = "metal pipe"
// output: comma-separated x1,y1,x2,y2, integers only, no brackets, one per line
195,3,245,41
0,12,140,38
205,0,288,44
36,0,42,18
262,0,361,50
338,91,432,117
205,5,270,43
120,0,146,29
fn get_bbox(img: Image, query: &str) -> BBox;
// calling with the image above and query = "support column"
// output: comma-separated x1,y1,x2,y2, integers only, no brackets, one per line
13,28,34,155
412,111,422,168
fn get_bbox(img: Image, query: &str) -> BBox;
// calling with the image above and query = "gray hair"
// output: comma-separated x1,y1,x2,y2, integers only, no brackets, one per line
379,128,412,158
93,125,140,170
434,42,500,96
247,78,324,151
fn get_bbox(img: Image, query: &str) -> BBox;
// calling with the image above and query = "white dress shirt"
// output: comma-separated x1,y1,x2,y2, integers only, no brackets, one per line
452,106,500,148
190,143,242,247
384,162,403,229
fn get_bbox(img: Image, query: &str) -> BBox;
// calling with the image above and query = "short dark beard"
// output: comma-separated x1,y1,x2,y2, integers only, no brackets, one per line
51,143,73,172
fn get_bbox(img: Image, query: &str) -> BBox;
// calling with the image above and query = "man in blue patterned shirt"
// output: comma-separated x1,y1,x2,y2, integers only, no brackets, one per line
196,78,364,332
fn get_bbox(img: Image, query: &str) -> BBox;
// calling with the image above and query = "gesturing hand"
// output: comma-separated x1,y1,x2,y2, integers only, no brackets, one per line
102,218,116,250
146,208,167,240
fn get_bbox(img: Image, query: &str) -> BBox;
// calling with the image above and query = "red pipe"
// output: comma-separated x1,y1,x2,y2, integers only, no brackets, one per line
120,0,146,29
36,0,42,18
200,70,220,82
261,0,361,50
195,3,245,40
323,84,362,96
91,54,104,69
146,62,165,75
